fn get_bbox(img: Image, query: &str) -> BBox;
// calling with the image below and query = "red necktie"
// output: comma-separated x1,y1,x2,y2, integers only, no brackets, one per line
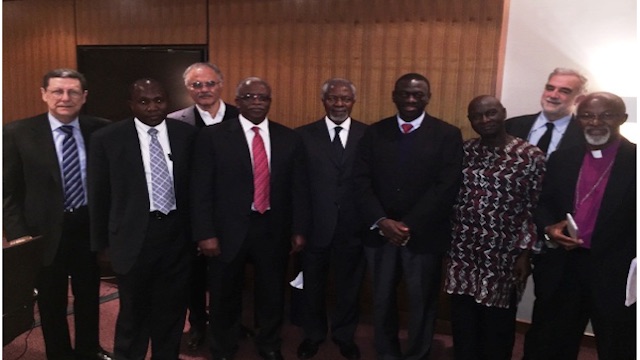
252,127,270,213
401,123,413,134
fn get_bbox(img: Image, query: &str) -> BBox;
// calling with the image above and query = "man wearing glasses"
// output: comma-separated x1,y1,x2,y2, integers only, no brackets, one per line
191,77,309,360
168,62,242,350
168,62,239,128
524,92,636,359
3,68,112,360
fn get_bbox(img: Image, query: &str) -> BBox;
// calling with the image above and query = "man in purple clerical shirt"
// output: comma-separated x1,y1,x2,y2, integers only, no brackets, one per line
524,92,636,360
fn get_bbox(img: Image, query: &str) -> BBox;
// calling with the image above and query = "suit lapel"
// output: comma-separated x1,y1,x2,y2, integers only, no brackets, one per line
32,115,63,187
226,119,253,174
313,119,343,167
343,120,364,164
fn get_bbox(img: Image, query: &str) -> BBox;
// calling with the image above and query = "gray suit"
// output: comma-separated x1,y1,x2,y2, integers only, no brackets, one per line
168,103,239,128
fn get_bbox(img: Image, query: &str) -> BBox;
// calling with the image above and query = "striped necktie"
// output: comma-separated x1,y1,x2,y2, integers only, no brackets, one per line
252,127,270,213
60,125,85,210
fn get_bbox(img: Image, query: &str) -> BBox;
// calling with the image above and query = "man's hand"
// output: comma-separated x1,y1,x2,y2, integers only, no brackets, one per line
198,237,221,257
290,234,305,255
546,220,584,250
514,250,532,283
378,219,411,247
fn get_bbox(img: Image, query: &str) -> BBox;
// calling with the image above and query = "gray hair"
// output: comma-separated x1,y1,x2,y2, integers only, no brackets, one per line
235,77,271,96
183,62,224,84
321,78,357,99
548,68,588,94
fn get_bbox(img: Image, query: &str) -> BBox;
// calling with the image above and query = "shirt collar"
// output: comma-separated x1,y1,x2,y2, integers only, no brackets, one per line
48,113,80,132
324,117,351,133
396,112,425,131
534,112,572,133
134,117,168,134
239,115,269,133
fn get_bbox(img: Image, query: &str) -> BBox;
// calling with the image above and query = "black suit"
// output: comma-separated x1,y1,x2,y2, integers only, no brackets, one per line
89,118,197,360
296,118,367,344
524,139,636,360
505,113,585,152
191,117,308,358
168,102,239,334
353,114,463,359
3,113,109,359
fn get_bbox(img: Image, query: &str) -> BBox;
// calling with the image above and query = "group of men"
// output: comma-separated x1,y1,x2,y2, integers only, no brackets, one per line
3,63,635,360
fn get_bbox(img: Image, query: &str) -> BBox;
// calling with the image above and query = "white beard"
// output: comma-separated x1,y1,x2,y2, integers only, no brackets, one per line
584,127,611,146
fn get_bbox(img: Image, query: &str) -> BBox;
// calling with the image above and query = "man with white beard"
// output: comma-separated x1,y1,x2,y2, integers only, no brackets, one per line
524,92,636,360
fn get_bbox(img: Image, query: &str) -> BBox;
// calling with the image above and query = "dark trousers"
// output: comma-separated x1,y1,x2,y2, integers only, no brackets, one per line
524,249,636,360
113,212,189,360
36,206,100,360
207,212,288,358
365,244,442,360
188,250,208,332
450,294,517,360
301,230,365,344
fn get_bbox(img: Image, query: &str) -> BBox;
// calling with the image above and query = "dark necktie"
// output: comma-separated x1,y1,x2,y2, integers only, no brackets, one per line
60,125,85,210
252,127,270,213
536,122,555,154
401,123,413,134
332,126,344,159
148,128,176,214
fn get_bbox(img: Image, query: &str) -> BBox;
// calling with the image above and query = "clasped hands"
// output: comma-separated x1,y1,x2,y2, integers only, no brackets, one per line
378,218,410,247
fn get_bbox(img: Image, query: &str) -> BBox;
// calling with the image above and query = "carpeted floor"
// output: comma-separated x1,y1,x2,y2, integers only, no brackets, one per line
3,280,598,360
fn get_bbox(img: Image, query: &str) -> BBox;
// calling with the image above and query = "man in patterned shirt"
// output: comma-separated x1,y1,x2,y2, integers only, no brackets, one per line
445,95,546,359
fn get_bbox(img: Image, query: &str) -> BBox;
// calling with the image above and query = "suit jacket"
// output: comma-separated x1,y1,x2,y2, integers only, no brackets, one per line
190,117,309,263
296,119,368,247
505,112,585,150
167,102,239,128
88,118,197,274
353,114,463,254
3,113,110,266
534,138,636,320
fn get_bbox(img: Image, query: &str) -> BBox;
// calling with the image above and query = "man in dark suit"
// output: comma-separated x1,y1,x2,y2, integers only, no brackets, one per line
191,77,308,360
505,68,587,157
295,78,367,360
89,78,197,360
524,92,636,360
168,62,241,349
353,73,463,360
168,62,239,127
3,68,111,360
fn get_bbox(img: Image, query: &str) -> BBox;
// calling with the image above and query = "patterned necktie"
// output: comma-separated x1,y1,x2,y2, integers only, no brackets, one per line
401,123,413,134
536,122,555,154
60,125,85,210
332,126,344,159
252,127,270,213
148,128,176,214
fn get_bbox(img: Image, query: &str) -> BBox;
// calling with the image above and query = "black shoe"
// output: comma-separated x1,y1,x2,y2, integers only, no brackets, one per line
187,328,205,350
297,339,321,359
96,349,114,360
333,339,360,360
258,349,284,360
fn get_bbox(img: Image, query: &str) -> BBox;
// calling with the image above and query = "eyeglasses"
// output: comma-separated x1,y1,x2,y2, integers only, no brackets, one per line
324,96,354,104
576,112,623,122
188,80,219,89
468,109,501,121
47,89,84,99
237,93,271,102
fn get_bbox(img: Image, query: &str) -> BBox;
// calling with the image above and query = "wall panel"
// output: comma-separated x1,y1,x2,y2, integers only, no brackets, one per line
210,0,505,137
75,0,208,45
2,0,77,123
